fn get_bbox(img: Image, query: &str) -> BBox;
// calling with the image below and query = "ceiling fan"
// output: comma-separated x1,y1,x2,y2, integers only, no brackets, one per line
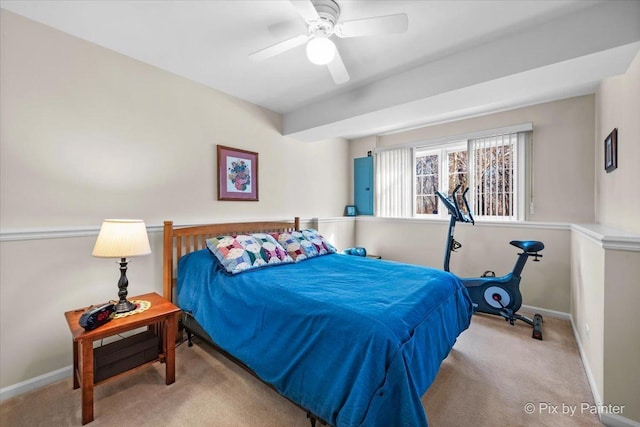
249,0,408,84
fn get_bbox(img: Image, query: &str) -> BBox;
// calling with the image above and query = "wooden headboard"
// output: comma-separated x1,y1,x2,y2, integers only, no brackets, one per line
162,217,300,302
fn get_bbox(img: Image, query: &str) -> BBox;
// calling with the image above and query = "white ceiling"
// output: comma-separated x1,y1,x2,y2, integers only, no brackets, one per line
2,0,640,142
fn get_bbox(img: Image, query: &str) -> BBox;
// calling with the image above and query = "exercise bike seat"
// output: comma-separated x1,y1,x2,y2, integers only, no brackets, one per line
510,240,544,253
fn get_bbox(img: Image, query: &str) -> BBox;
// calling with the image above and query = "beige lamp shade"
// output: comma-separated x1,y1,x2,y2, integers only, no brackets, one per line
92,219,151,258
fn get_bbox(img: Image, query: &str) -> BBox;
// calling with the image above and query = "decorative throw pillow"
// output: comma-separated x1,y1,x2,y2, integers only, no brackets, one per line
273,231,318,262
251,233,292,262
206,233,293,274
300,229,337,255
272,229,337,262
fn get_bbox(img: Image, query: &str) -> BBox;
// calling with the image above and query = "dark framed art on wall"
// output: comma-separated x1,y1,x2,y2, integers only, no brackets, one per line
604,128,617,173
217,145,259,201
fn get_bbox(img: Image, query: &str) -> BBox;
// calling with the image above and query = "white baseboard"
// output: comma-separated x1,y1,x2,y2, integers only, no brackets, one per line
520,304,571,320
601,413,640,427
570,316,640,427
570,316,603,407
0,365,71,402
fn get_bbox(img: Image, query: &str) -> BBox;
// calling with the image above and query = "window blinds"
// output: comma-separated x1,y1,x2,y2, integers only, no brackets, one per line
469,132,525,220
375,147,412,217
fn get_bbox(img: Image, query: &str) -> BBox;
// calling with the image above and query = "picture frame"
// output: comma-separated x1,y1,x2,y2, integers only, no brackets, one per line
345,205,357,216
604,128,618,173
217,145,259,201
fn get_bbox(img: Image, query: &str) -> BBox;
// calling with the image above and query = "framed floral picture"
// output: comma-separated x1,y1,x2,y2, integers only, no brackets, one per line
217,145,259,201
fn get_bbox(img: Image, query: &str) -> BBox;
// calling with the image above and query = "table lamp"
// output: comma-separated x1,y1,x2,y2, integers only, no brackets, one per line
92,219,151,313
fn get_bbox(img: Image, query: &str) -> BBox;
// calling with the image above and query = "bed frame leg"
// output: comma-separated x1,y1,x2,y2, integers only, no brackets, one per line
186,328,194,347
307,412,316,427
306,412,327,427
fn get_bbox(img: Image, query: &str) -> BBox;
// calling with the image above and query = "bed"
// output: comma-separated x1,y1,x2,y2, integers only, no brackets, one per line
163,217,473,427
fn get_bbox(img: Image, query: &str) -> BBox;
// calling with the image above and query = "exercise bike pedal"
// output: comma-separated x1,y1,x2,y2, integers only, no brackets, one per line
532,314,543,340
499,308,515,325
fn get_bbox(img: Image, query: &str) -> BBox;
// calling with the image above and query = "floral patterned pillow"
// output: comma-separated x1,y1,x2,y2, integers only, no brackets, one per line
206,233,293,274
273,231,317,262
272,229,336,262
301,229,337,255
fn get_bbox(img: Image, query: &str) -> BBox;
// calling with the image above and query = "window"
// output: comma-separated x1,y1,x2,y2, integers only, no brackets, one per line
376,126,530,221
415,141,468,215
415,152,439,215
471,134,518,219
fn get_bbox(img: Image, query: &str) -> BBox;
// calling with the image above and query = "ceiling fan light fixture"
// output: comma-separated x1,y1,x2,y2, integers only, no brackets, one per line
306,37,336,65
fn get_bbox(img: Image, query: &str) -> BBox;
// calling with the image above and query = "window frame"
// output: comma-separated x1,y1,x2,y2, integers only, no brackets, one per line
414,140,467,218
412,134,526,221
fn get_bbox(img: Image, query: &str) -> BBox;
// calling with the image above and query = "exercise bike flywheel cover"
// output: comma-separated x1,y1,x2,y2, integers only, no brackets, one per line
484,286,511,309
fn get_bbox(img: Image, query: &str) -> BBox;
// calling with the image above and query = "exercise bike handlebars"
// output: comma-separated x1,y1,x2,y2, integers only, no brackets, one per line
461,187,475,225
436,185,474,225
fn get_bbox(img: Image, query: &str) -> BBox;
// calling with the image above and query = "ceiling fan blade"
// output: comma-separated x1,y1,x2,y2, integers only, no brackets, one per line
289,0,320,22
327,48,350,84
249,34,309,61
335,13,408,38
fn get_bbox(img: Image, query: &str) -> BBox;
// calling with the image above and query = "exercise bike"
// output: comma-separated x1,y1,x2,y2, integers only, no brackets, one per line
436,185,545,340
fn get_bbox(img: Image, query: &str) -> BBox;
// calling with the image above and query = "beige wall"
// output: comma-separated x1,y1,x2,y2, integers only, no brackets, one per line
570,50,640,424
570,231,605,398
352,95,596,224
0,11,349,229
316,218,356,253
571,227,640,424
0,10,350,389
603,249,640,422
595,51,640,234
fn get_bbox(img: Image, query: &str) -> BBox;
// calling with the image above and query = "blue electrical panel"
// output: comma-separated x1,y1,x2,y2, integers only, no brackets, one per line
354,156,373,215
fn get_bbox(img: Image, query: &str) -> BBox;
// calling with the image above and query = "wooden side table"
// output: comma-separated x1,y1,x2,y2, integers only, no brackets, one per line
64,292,181,424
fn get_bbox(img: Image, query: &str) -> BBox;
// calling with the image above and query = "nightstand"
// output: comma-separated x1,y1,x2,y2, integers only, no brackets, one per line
64,292,181,424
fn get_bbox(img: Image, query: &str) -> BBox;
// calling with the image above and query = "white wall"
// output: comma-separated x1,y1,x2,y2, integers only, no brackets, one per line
0,10,351,390
595,49,640,234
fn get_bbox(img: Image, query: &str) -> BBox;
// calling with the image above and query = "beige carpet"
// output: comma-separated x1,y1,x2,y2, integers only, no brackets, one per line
1,313,601,426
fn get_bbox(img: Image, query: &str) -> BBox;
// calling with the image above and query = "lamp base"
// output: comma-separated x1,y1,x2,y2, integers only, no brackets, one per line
114,299,137,314
114,257,137,314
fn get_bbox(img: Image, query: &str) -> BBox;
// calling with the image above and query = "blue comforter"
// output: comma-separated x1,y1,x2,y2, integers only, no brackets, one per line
178,252,472,427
